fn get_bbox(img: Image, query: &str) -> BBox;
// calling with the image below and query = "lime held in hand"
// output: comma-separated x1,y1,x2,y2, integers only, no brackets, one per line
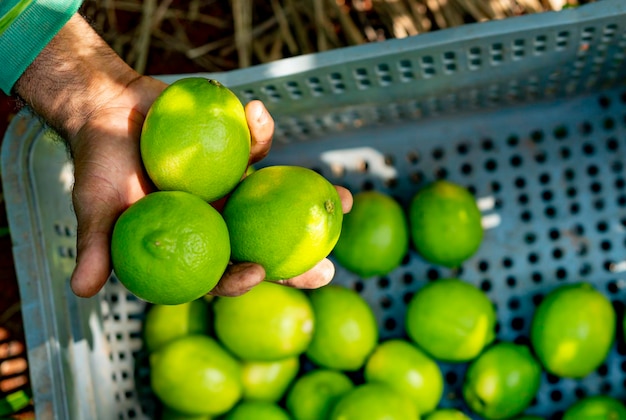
140,77,251,202
111,191,230,305
223,165,343,281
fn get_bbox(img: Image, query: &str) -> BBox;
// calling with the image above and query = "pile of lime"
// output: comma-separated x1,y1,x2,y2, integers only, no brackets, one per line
118,77,624,418
331,180,483,279
110,77,343,304
142,279,622,420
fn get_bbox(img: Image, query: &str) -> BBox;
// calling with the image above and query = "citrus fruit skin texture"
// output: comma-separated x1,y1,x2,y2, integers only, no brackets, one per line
111,191,231,305
329,383,419,420
305,285,379,371
222,165,343,280
424,409,471,420
405,278,496,363
241,356,299,402
213,281,314,361
143,299,209,353
562,395,626,420
332,191,409,278
150,335,242,416
409,180,483,268
140,77,251,202
364,339,443,415
462,342,542,420
286,369,354,420
530,282,616,378
225,401,291,420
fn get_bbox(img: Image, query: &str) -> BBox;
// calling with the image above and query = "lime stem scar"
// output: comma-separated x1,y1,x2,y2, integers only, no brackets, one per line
325,199,335,214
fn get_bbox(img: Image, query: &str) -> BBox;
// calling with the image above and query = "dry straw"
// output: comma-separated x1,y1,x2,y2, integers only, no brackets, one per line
80,0,577,74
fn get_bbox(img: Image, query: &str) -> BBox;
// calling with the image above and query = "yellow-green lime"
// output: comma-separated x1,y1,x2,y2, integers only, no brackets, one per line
150,335,242,416
562,395,626,420
405,278,496,362
409,180,483,268
285,369,354,420
241,356,299,402
213,281,314,361
305,285,378,371
530,282,616,378
111,191,230,305
364,339,443,415
222,165,343,280
462,342,542,420
143,299,209,353
329,383,419,420
332,191,409,278
225,401,291,420
425,409,471,420
140,77,250,202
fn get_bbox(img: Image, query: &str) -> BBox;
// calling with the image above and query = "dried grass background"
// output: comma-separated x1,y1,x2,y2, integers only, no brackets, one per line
80,0,585,76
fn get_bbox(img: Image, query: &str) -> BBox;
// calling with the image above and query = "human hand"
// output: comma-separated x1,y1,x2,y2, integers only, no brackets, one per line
14,14,352,299
68,75,353,298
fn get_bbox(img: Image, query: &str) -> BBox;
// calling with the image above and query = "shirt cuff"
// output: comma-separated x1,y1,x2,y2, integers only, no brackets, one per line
0,0,83,95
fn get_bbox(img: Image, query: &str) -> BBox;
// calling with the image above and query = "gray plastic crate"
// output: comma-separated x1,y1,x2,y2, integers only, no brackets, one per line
3,1,626,418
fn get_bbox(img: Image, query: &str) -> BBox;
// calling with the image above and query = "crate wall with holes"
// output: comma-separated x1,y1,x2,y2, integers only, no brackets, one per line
3,1,626,418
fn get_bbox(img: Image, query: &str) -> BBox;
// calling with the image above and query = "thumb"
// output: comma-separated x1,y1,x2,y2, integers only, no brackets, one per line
69,185,122,297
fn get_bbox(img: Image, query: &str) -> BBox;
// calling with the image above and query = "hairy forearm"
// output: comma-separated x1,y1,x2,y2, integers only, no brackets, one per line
13,13,142,142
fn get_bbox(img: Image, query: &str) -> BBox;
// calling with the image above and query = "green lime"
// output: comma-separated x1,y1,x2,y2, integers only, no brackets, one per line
332,191,409,277
285,369,354,420
143,299,209,353
225,401,291,420
462,342,542,420
111,191,230,305
405,278,496,362
223,165,343,280
530,282,616,378
241,356,299,402
364,339,443,414
329,383,419,420
140,77,250,202
562,395,626,420
213,281,314,361
424,409,471,420
305,285,378,371
150,335,242,416
409,180,483,268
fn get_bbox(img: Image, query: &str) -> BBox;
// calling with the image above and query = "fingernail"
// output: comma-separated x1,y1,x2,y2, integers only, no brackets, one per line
256,107,269,125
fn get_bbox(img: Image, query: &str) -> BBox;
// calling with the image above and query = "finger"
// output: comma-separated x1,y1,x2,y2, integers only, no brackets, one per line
245,100,274,164
274,258,335,289
70,212,115,298
209,262,266,297
335,185,353,214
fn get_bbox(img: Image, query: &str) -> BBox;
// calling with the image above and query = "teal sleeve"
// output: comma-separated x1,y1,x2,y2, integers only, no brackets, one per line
0,0,83,95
